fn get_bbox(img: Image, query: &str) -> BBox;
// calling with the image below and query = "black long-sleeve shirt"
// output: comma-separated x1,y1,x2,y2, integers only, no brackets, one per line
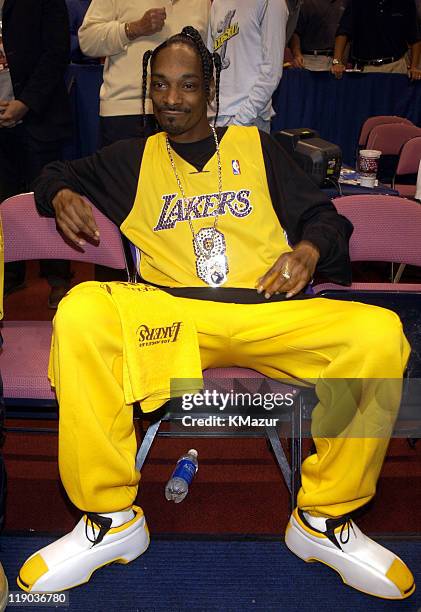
336,0,421,61
34,128,353,287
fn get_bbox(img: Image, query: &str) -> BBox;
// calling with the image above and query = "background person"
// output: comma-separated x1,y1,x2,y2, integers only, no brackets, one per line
0,0,73,308
331,0,421,79
208,0,289,132
290,0,348,71
78,0,210,146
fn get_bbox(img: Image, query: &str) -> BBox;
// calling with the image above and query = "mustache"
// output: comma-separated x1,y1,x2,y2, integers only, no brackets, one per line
157,105,191,113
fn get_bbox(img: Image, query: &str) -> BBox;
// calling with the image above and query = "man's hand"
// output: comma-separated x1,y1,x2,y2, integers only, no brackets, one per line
292,53,305,69
52,189,100,247
330,62,345,79
0,100,29,128
129,8,166,38
408,66,421,80
256,241,320,299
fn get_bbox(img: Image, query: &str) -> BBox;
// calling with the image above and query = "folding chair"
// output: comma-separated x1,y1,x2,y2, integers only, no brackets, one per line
358,115,413,149
366,124,421,184
0,192,129,420
135,368,305,507
313,195,421,441
392,136,421,199
313,195,421,293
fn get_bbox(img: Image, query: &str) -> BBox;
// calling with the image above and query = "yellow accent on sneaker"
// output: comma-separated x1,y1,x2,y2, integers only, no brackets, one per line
17,554,49,591
386,558,415,596
82,505,144,533
109,506,143,534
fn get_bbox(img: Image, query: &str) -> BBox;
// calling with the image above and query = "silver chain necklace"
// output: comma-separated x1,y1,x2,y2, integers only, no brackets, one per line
165,126,229,287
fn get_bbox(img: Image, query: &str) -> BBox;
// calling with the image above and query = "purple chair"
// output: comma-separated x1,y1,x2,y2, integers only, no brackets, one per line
358,115,414,148
366,123,421,156
313,195,421,293
0,192,130,408
392,136,421,199
366,124,421,184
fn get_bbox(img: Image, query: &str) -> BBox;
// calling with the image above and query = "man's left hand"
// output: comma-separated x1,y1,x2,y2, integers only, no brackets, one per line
0,100,29,127
256,241,320,299
408,66,421,80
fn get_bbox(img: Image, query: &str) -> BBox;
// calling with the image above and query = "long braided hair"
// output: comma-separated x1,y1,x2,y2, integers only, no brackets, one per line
141,26,222,128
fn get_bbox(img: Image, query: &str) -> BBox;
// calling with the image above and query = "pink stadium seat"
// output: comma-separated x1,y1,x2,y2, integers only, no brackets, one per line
0,192,129,403
358,115,414,148
393,136,421,198
313,195,421,293
366,124,421,156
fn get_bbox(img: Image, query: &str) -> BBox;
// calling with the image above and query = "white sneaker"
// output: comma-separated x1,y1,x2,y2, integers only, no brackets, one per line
17,505,149,593
285,508,415,600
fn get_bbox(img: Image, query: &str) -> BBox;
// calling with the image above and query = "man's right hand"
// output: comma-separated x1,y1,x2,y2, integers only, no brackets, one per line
130,8,166,38
331,62,345,79
292,53,305,69
52,189,100,247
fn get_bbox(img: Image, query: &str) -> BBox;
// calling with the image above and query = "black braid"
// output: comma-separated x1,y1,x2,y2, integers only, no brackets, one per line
212,52,222,126
141,49,153,127
140,26,221,127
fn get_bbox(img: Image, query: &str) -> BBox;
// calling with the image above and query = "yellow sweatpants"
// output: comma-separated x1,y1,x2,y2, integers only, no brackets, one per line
51,282,410,518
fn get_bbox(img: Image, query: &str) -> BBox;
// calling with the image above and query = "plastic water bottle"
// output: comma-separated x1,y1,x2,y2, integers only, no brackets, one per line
165,449,198,503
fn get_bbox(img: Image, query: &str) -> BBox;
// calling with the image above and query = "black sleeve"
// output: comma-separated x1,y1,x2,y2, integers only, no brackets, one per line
294,9,306,37
260,131,353,285
335,1,353,38
18,0,70,115
406,1,421,45
34,138,146,227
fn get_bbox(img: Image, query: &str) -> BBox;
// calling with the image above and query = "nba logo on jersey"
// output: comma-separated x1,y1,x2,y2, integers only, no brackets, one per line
232,159,241,175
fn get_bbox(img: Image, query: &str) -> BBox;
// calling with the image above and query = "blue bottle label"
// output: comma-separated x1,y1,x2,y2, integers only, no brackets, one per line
172,459,197,485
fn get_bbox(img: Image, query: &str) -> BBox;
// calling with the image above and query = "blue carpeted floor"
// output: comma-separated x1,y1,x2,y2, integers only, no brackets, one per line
0,536,420,611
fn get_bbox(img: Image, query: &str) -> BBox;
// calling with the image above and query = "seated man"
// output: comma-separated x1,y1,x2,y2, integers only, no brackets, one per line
18,26,414,600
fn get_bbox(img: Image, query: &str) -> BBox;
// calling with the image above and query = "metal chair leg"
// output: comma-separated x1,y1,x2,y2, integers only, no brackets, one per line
265,426,292,496
135,419,162,471
393,263,406,283
290,396,303,509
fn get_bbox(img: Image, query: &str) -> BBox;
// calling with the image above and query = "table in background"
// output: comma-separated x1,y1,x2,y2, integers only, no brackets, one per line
272,69,421,167
322,182,399,199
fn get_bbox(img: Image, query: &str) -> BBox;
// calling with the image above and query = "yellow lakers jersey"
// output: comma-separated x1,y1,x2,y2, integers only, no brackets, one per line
120,126,291,288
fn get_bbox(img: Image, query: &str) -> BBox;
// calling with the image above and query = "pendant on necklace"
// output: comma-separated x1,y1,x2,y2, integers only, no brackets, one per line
193,228,229,287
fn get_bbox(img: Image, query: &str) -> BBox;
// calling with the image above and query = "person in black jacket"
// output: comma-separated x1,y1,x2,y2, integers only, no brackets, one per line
0,0,73,309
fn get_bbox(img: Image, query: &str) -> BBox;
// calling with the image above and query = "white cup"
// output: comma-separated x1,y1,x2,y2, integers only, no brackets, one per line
359,176,376,188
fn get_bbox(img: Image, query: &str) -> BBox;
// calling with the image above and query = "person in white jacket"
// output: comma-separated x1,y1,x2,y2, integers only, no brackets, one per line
208,0,288,132
79,0,210,145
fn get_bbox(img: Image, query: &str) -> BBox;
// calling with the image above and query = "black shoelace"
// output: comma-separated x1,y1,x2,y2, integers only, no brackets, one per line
325,514,356,551
84,513,113,547
298,508,356,552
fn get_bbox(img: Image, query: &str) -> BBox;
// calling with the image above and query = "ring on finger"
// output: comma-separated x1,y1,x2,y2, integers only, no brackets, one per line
281,263,291,280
